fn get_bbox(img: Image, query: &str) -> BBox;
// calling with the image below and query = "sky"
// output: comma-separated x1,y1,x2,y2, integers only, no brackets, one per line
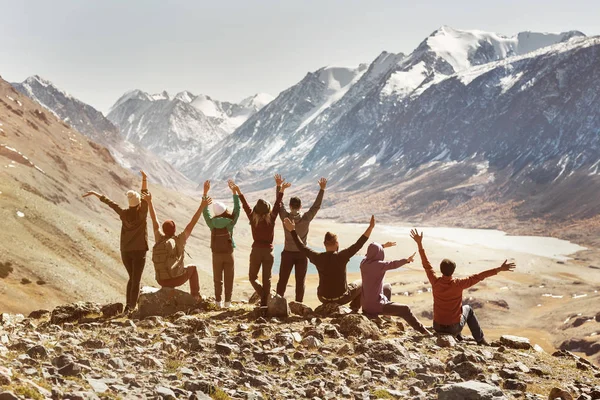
1,0,598,113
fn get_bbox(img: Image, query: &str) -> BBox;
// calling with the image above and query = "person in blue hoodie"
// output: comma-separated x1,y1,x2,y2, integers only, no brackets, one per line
360,241,431,335
202,179,241,309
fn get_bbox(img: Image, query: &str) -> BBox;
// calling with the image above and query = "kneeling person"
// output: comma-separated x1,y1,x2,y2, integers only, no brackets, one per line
360,242,431,334
147,193,210,300
283,215,375,311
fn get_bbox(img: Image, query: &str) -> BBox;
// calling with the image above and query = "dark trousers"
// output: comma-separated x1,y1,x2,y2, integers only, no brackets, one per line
379,283,428,334
249,247,274,306
318,280,362,311
157,265,200,296
433,305,485,343
276,251,308,302
121,250,146,309
213,252,235,302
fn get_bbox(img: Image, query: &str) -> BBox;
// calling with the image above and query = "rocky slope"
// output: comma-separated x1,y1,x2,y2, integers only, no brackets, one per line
107,90,273,169
0,292,598,399
11,76,194,192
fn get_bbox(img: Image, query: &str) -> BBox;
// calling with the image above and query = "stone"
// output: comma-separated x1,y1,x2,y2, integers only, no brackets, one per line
314,302,352,317
437,335,457,348
58,362,82,376
28,309,50,319
337,314,381,339
155,386,177,399
50,302,101,324
0,367,11,385
52,354,75,369
454,362,484,380
82,339,105,349
301,336,322,350
87,378,109,393
289,301,313,317
137,287,199,318
100,303,124,318
548,387,573,400
267,294,289,318
503,379,527,391
26,344,48,359
499,335,532,350
0,393,18,400
216,343,239,355
438,381,508,400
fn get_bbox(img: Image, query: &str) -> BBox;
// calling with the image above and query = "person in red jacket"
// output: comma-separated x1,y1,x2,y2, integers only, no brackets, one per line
410,229,516,345
237,177,291,307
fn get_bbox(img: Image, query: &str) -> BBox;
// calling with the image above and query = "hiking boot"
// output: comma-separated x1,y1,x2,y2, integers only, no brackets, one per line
215,300,223,309
477,338,490,346
223,301,231,309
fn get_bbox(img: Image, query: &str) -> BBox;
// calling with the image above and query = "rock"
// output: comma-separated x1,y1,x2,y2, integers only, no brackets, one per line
0,367,11,385
337,314,381,339
438,381,508,400
301,336,322,350
155,386,176,399
595,312,600,323
58,362,82,376
51,302,101,324
454,362,484,380
248,291,261,304
571,317,590,328
437,335,457,348
176,315,211,336
548,387,573,400
314,302,352,317
489,300,510,309
26,344,48,359
137,287,199,318
0,393,18,400
28,309,50,319
499,335,532,350
289,301,313,317
100,303,124,318
503,379,527,391
267,294,289,318
108,358,125,369
216,343,239,356
81,339,105,349
86,378,109,393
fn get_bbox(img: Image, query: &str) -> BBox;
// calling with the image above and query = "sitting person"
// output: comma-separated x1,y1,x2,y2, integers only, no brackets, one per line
360,241,431,334
410,229,516,344
282,215,375,312
146,192,210,300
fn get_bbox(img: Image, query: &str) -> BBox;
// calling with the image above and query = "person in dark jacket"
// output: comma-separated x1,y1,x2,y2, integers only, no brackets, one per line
275,175,327,303
202,179,241,309
82,170,149,313
282,215,375,312
237,177,290,307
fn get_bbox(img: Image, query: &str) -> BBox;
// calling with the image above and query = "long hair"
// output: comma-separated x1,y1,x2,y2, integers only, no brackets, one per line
216,210,234,220
251,212,273,226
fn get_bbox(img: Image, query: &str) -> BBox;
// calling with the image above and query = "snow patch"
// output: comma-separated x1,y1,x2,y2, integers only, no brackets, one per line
381,61,428,96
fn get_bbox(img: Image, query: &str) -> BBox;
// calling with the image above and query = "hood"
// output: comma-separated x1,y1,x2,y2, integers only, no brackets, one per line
363,242,385,263
212,217,233,229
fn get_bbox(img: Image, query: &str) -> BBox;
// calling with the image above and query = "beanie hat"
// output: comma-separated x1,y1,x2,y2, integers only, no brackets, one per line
213,202,228,216
162,220,176,237
253,199,271,216
127,190,141,208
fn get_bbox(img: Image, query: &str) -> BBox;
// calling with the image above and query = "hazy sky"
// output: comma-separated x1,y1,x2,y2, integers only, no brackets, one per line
1,0,598,113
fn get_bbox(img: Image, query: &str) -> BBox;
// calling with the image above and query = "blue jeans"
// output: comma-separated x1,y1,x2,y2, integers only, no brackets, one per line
433,305,484,343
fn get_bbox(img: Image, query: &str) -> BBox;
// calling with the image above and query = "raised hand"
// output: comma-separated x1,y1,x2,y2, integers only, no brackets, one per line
406,252,416,263
140,170,147,179
382,241,396,248
318,177,328,190
202,196,213,207
203,180,210,195
281,181,292,191
498,260,516,272
410,229,423,246
141,192,152,203
228,179,239,194
82,191,100,198
283,217,296,232
274,174,284,186
369,215,376,229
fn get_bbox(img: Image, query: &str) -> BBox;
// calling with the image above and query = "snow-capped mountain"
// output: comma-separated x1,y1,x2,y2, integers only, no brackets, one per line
12,76,195,191
107,89,273,168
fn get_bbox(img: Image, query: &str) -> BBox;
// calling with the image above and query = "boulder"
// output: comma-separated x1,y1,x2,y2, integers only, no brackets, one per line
301,336,322,350
137,287,198,318
28,309,50,319
267,294,289,318
337,314,380,339
438,381,508,400
100,303,124,318
499,335,532,350
548,387,573,400
454,361,483,380
437,335,457,348
50,302,101,324
289,301,313,317
314,302,352,317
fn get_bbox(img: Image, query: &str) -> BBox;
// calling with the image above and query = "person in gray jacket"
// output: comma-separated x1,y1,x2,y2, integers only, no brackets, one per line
275,174,327,302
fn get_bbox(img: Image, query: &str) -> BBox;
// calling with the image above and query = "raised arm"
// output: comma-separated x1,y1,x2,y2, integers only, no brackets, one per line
83,190,124,216
141,170,148,193
410,229,437,284
283,218,319,263
236,184,253,219
274,174,289,220
202,180,214,230
272,181,289,219
145,192,161,242
184,197,211,240
455,260,516,289
228,180,242,226
303,178,326,222
338,215,375,259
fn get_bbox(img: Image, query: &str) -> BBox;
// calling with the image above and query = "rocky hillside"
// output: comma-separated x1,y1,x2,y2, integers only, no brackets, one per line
0,291,598,399
0,75,215,314
11,76,195,192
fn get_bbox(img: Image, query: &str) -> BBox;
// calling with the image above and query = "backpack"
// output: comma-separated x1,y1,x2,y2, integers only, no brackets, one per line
211,227,233,254
152,236,184,280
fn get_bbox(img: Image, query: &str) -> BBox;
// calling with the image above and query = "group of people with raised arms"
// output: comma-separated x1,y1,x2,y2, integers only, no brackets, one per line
84,171,516,344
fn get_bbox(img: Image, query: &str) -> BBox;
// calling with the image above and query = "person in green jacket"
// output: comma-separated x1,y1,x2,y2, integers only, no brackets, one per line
202,179,241,309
